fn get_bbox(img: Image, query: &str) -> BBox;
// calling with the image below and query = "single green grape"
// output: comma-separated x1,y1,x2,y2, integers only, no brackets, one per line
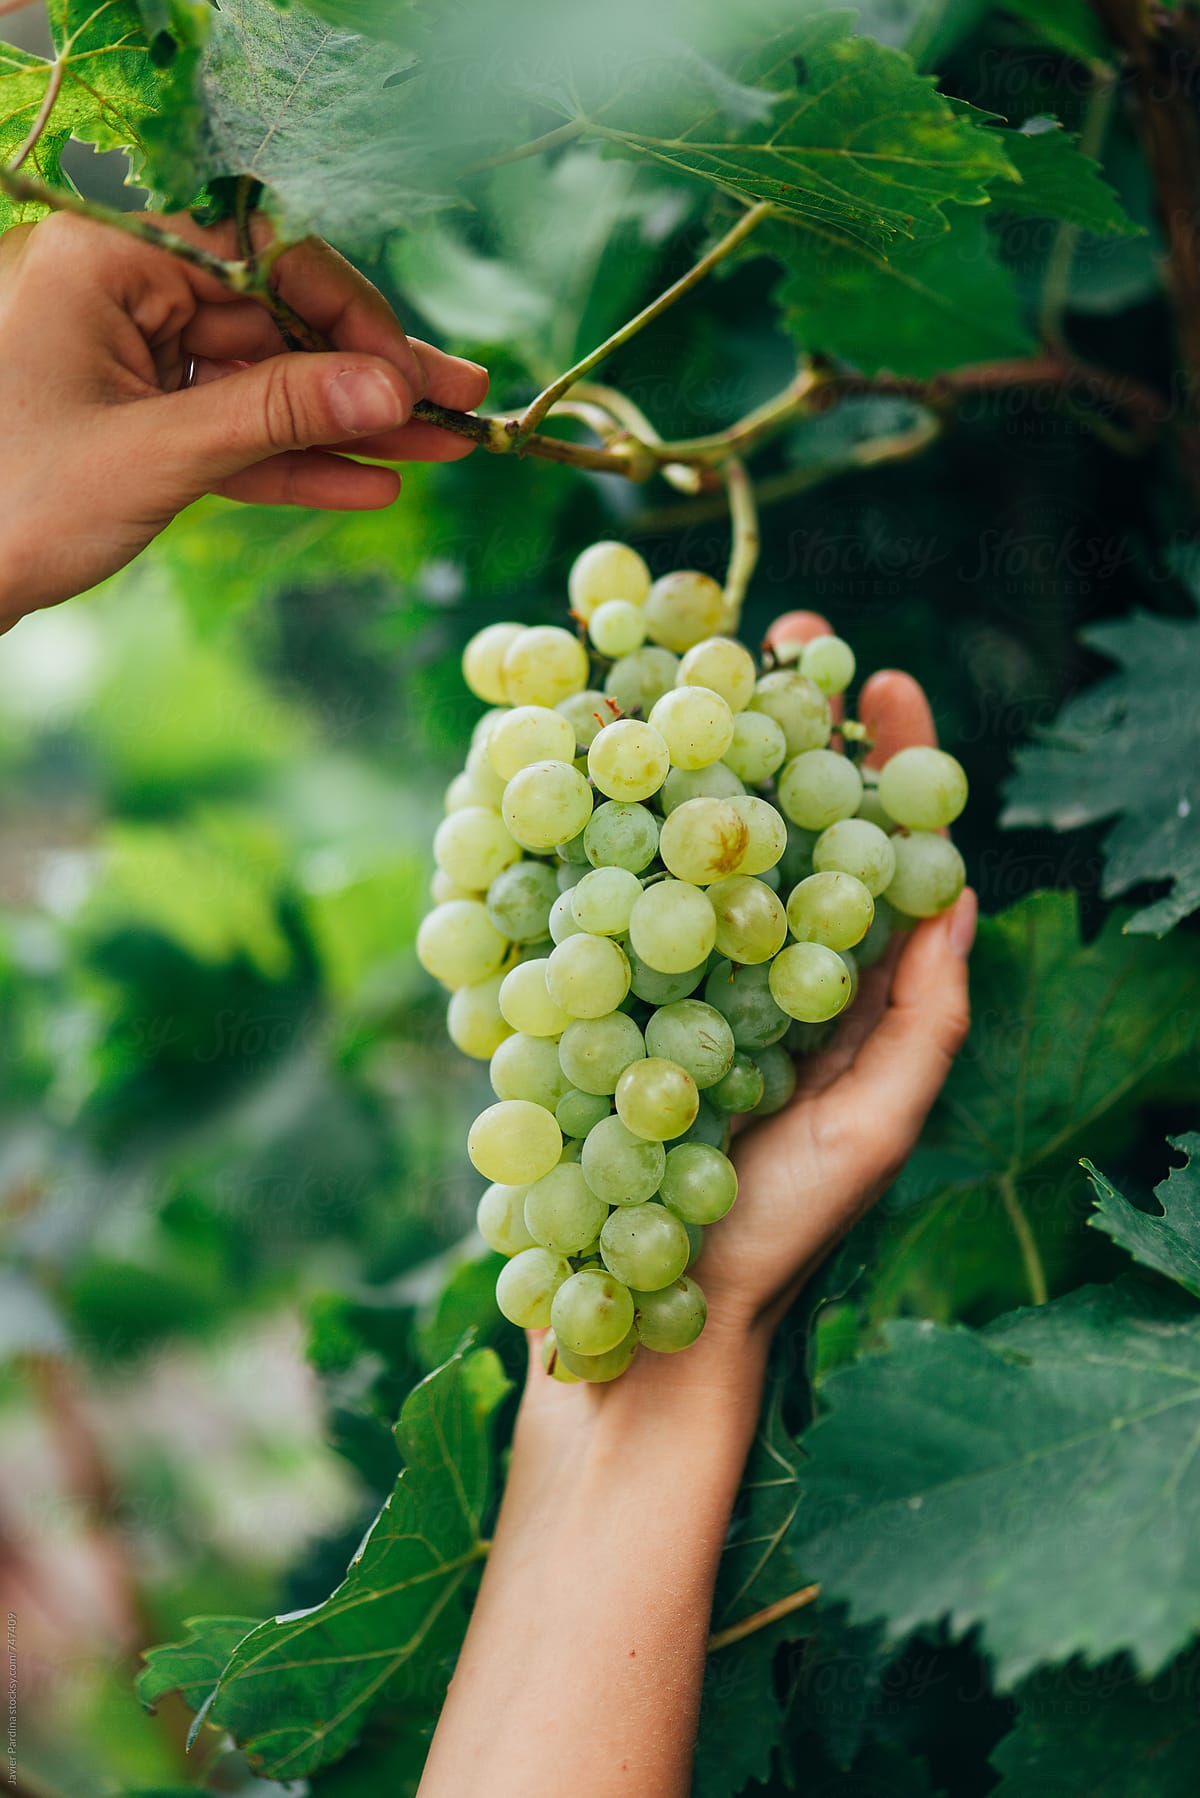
447,973,511,1060
557,689,612,751
486,705,577,780
800,634,856,696
476,1181,535,1256
648,685,736,770
660,761,746,814
659,1142,738,1224
588,718,671,802
568,539,651,620
551,1267,636,1355
706,874,788,963
555,1087,612,1139
641,570,725,653
628,879,717,974
754,1043,798,1115
581,1114,667,1206
885,830,966,917
558,1011,646,1095
879,746,968,830
644,999,735,1090
523,1163,610,1254
708,1050,765,1113
724,710,788,784
677,637,757,711
502,760,594,852
600,1202,691,1290
463,621,525,704
548,889,585,944
785,871,875,951
584,801,660,873
812,817,896,897
417,899,508,989
501,625,590,707
854,895,897,968
495,1245,571,1327
768,942,852,1023
657,798,750,886
615,1056,700,1141
486,860,560,942
777,749,863,832
554,1325,639,1382
704,958,789,1050
747,670,831,755
589,599,647,658
490,1032,571,1110
570,866,643,937
626,944,709,1005
545,933,631,1018
433,805,521,891
604,646,680,717
633,1277,707,1352
499,958,572,1036
681,1099,731,1147
468,1100,562,1184
728,796,788,876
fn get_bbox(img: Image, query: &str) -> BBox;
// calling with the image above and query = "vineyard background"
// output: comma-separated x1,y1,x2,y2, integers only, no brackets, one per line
3,1,1200,1793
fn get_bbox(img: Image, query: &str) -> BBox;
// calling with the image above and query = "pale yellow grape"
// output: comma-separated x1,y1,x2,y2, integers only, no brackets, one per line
471,707,509,749
661,763,745,813
568,540,651,620
430,869,477,905
658,799,750,885
648,685,735,770
642,570,725,653
464,741,508,808
549,889,585,944
801,634,856,696
546,934,631,1018
523,1163,609,1255
554,1326,639,1382
417,899,508,988
748,670,832,754
879,746,969,830
570,866,643,936
463,622,525,704
724,711,788,784
768,942,852,1023
495,1245,570,1327
588,718,670,802
551,1268,636,1356
786,871,875,951
629,879,716,973
476,1182,536,1256
615,1056,700,1140
589,600,646,658
678,637,757,711
604,646,680,715
885,831,966,917
812,817,897,896
499,958,572,1036
468,1099,562,1184
502,625,590,706
777,749,863,832
487,705,577,780
490,1032,570,1109
557,690,612,750
433,805,521,889
707,874,788,963
447,973,511,1059
502,760,594,852
444,770,481,812
729,795,788,875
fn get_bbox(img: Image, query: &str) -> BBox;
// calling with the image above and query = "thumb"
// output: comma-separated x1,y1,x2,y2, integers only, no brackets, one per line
128,352,416,496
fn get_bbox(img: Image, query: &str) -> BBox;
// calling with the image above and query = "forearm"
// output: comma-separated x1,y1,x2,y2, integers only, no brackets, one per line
419,1324,770,1798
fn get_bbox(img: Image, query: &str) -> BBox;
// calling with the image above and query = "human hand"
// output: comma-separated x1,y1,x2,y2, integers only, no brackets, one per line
0,211,488,628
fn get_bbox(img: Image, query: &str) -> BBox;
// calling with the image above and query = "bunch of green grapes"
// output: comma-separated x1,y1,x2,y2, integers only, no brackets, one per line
418,542,967,1382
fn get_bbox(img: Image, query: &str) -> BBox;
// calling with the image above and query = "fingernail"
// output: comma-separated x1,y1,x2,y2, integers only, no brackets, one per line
949,888,977,957
329,367,407,435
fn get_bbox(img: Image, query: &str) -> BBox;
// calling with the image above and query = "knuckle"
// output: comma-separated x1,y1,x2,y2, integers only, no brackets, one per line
260,359,311,450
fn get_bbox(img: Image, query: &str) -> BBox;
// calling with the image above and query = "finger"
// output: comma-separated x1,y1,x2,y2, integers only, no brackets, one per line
836,888,975,1161
217,450,401,510
182,300,287,362
115,350,416,499
859,670,937,768
410,338,490,409
0,221,34,276
766,609,843,725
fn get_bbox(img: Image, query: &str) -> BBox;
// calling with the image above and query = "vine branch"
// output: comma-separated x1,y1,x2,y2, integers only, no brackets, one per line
722,458,759,630
7,58,62,173
707,1582,821,1653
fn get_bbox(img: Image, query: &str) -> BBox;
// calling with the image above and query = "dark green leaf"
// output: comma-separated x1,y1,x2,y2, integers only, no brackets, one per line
994,116,1140,234
991,1653,1200,1795
136,1616,261,1715
207,1349,509,1778
1002,609,1200,935
998,0,1112,65
1086,1134,1200,1299
795,1278,1200,1684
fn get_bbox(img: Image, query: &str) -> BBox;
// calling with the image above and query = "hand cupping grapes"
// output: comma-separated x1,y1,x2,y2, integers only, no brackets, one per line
417,542,968,1382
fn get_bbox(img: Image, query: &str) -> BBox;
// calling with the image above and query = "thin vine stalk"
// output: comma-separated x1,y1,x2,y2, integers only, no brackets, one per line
7,58,62,173
722,457,760,630
707,1583,821,1653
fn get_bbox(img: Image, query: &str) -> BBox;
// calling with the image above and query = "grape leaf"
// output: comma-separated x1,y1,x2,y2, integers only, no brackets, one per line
205,1349,509,1778
994,116,1140,235
1086,1134,1200,1299
140,0,450,251
0,0,202,227
991,1653,1200,1795
871,891,1200,1322
764,202,1032,376
137,1616,261,1716
999,0,1112,66
795,1277,1200,1685
598,12,1017,249
1002,609,1200,935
